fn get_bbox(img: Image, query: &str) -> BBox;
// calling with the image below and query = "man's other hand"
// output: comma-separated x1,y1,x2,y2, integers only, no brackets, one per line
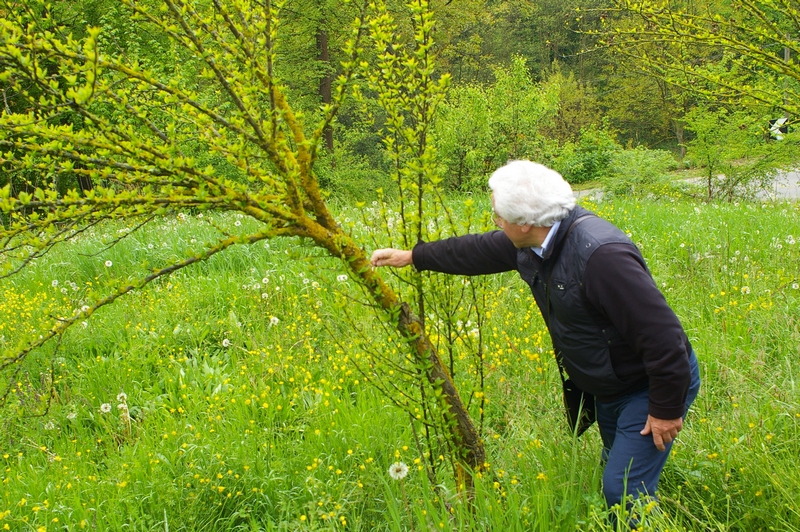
640,415,683,452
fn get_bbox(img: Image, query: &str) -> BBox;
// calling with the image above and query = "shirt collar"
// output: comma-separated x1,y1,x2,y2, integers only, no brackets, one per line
531,220,561,258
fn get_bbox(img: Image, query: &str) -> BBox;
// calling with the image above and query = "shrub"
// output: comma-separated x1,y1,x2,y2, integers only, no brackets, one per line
603,147,678,197
554,126,620,185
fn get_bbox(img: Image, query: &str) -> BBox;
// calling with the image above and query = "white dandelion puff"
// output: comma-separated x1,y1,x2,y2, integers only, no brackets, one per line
100,403,112,414
740,286,751,295
104,260,113,267
222,338,231,348
117,392,128,402
388,462,409,480
269,317,279,326
793,283,799,290
337,274,348,282
51,280,59,287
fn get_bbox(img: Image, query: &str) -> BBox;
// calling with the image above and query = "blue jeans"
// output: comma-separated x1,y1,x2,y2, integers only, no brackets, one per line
595,350,701,509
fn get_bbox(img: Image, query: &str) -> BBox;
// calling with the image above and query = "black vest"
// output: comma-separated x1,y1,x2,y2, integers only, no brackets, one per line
516,207,648,397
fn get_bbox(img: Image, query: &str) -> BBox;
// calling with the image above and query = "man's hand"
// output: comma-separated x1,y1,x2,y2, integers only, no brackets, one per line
640,415,683,452
370,248,413,268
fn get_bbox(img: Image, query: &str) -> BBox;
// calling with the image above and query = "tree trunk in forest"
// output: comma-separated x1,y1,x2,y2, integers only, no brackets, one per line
317,26,334,154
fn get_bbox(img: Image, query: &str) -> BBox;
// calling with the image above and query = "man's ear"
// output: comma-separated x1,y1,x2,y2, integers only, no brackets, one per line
519,224,532,233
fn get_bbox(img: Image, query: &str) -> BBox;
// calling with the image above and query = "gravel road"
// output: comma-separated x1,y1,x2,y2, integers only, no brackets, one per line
576,170,800,201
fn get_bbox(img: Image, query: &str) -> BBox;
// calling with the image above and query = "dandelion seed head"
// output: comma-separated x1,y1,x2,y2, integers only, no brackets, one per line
222,338,231,348
51,280,59,287
270,317,280,326
100,403,112,413
117,392,127,402
337,274,348,282
389,462,408,480
104,260,113,267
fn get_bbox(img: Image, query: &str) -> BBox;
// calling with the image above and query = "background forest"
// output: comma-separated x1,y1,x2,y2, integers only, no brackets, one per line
1,0,799,531
3,0,798,201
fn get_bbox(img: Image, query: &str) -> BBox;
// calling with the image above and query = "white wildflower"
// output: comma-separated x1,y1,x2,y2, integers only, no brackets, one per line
388,462,409,480
337,274,348,282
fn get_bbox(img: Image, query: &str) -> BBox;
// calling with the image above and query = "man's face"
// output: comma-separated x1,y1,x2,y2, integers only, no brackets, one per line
491,194,545,248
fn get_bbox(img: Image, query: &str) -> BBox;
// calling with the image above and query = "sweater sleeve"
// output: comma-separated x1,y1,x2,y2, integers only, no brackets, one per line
583,244,691,419
412,230,518,275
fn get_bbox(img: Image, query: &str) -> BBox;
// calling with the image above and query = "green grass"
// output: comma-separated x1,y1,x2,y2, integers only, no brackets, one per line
1,197,799,531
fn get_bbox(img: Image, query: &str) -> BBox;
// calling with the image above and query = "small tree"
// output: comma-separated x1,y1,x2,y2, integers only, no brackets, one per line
682,104,795,201
0,0,486,486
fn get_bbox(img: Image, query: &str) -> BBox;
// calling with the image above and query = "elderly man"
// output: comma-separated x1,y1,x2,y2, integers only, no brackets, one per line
370,160,701,512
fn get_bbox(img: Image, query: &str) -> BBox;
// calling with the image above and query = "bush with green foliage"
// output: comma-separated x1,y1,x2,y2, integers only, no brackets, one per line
602,147,678,197
553,126,620,185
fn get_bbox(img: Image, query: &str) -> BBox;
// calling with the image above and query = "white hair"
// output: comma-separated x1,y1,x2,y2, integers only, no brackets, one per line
488,160,575,227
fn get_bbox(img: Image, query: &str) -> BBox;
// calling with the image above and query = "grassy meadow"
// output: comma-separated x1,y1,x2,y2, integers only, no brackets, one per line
1,195,799,531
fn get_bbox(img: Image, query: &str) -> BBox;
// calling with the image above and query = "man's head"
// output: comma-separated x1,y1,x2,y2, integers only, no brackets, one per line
488,160,575,227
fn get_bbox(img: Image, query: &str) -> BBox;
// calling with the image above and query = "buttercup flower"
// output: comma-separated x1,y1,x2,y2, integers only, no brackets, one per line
388,462,409,480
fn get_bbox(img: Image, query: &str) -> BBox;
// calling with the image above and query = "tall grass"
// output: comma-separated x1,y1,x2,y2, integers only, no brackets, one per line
1,197,798,531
